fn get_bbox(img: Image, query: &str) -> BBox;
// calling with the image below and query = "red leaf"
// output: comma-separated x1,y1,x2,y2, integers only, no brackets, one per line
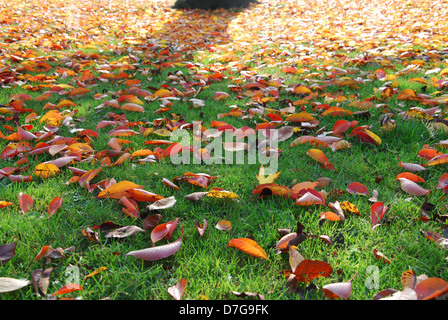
52,283,83,295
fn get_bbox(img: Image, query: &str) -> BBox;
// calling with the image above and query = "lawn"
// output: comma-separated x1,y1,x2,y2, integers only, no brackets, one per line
0,0,448,302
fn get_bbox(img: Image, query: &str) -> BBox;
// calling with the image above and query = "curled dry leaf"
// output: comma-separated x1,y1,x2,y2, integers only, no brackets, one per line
81,228,100,244
289,246,305,273
31,267,53,296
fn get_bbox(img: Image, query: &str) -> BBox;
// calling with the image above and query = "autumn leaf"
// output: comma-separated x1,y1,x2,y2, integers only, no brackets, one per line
227,238,268,260
48,196,63,216
294,259,333,283
52,283,83,295
168,278,187,300
0,277,31,293
126,227,183,261
35,163,60,179
97,181,144,199
398,178,431,196
0,240,16,264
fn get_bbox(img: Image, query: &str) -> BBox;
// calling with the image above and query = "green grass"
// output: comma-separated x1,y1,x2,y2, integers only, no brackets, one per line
1,0,448,302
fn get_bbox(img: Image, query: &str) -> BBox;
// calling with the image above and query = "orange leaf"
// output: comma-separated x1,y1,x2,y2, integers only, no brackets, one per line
307,149,330,164
227,238,268,260
69,87,92,97
0,201,13,208
97,181,143,199
34,245,51,261
332,120,351,136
